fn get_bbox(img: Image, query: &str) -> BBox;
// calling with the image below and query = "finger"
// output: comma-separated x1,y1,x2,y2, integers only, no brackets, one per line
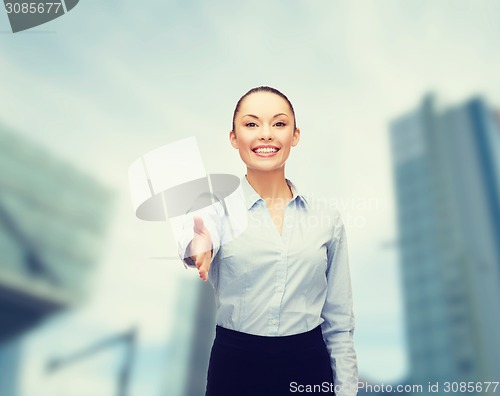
198,266,208,281
195,252,209,270
199,256,210,281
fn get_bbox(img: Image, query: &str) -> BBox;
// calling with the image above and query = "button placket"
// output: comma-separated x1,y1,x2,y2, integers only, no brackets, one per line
265,199,294,335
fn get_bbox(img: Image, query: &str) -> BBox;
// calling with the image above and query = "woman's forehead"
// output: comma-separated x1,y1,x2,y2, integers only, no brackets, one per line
238,92,291,115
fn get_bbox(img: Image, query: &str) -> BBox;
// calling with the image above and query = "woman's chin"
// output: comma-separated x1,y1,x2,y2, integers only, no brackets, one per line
245,163,286,173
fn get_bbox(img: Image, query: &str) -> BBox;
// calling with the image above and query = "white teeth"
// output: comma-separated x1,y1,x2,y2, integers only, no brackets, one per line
254,147,278,153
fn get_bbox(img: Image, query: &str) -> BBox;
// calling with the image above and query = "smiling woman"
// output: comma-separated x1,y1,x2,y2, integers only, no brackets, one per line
180,86,358,396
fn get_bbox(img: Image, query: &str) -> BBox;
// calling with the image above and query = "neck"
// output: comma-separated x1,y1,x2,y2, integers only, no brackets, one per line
245,167,292,202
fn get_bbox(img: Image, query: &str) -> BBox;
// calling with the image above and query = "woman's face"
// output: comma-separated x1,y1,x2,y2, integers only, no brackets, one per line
230,91,300,172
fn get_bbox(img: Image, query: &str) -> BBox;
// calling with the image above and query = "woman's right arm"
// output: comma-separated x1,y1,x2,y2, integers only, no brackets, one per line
186,216,214,281
177,203,224,281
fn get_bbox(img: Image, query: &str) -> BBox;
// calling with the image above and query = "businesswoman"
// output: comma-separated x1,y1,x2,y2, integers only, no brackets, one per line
184,86,358,396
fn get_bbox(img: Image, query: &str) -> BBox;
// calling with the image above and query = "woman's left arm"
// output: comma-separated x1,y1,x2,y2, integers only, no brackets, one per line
320,209,358,396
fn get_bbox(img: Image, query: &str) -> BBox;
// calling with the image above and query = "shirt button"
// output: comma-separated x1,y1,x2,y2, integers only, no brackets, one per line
272,319,278,325
276,286,282,293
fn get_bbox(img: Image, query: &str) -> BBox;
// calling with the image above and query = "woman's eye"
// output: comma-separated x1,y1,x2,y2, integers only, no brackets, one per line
275,121,286,127
245,122,257,127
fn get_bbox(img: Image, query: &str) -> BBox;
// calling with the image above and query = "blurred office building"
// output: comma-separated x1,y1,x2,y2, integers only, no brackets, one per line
0,124,113,394
161,276,216,396
389,95,500,395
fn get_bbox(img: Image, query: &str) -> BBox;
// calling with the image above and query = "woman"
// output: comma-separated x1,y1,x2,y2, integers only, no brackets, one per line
183,86,358,395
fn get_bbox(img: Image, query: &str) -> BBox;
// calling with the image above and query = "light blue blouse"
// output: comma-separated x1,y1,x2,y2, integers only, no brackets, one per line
178,174,358,395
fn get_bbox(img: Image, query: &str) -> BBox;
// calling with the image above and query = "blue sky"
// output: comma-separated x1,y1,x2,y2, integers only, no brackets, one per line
1,1,500,394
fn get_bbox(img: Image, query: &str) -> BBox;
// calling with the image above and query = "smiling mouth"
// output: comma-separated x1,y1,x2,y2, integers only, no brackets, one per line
252,147,280,154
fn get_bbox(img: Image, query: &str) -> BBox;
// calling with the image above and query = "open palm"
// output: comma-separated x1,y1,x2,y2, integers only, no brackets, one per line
188,216,213,281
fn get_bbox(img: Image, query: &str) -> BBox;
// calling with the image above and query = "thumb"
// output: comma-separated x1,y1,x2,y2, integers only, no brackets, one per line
193,216,205,234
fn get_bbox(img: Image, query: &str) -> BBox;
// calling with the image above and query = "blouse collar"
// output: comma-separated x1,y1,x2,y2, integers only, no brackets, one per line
240,174,309,210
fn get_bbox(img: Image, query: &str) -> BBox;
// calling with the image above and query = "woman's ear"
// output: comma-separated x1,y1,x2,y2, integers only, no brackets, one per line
229,130,238,149
292,127,301,147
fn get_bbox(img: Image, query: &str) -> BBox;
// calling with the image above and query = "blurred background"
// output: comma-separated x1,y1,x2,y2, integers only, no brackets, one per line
0,1,499,395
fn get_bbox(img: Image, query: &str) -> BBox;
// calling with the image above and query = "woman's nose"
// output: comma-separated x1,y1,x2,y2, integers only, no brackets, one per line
259,125,273,139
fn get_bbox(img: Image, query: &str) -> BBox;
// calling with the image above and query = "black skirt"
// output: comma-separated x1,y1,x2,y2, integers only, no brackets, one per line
205,325,335,396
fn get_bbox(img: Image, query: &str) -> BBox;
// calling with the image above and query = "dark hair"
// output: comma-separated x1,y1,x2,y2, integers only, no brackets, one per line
231,86,297,133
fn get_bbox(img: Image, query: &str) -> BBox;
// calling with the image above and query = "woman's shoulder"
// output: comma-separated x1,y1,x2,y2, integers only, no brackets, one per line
286,178,345,231
299,191,346,236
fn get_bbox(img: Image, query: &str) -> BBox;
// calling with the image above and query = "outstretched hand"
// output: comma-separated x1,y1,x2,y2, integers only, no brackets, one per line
188,216,213,281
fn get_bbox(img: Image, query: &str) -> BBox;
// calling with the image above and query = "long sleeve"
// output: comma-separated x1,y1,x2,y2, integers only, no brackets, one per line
320,209,358,396
175,200,224,268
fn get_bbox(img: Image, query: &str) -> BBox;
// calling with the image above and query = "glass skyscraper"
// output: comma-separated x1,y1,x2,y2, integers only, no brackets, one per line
389,95,500,395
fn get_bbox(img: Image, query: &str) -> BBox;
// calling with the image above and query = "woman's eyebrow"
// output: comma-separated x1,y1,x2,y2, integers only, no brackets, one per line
273,113,289,118
242,113,289,119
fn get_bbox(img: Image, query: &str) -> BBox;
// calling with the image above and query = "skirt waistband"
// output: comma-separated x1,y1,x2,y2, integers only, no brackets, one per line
214,325,325,354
